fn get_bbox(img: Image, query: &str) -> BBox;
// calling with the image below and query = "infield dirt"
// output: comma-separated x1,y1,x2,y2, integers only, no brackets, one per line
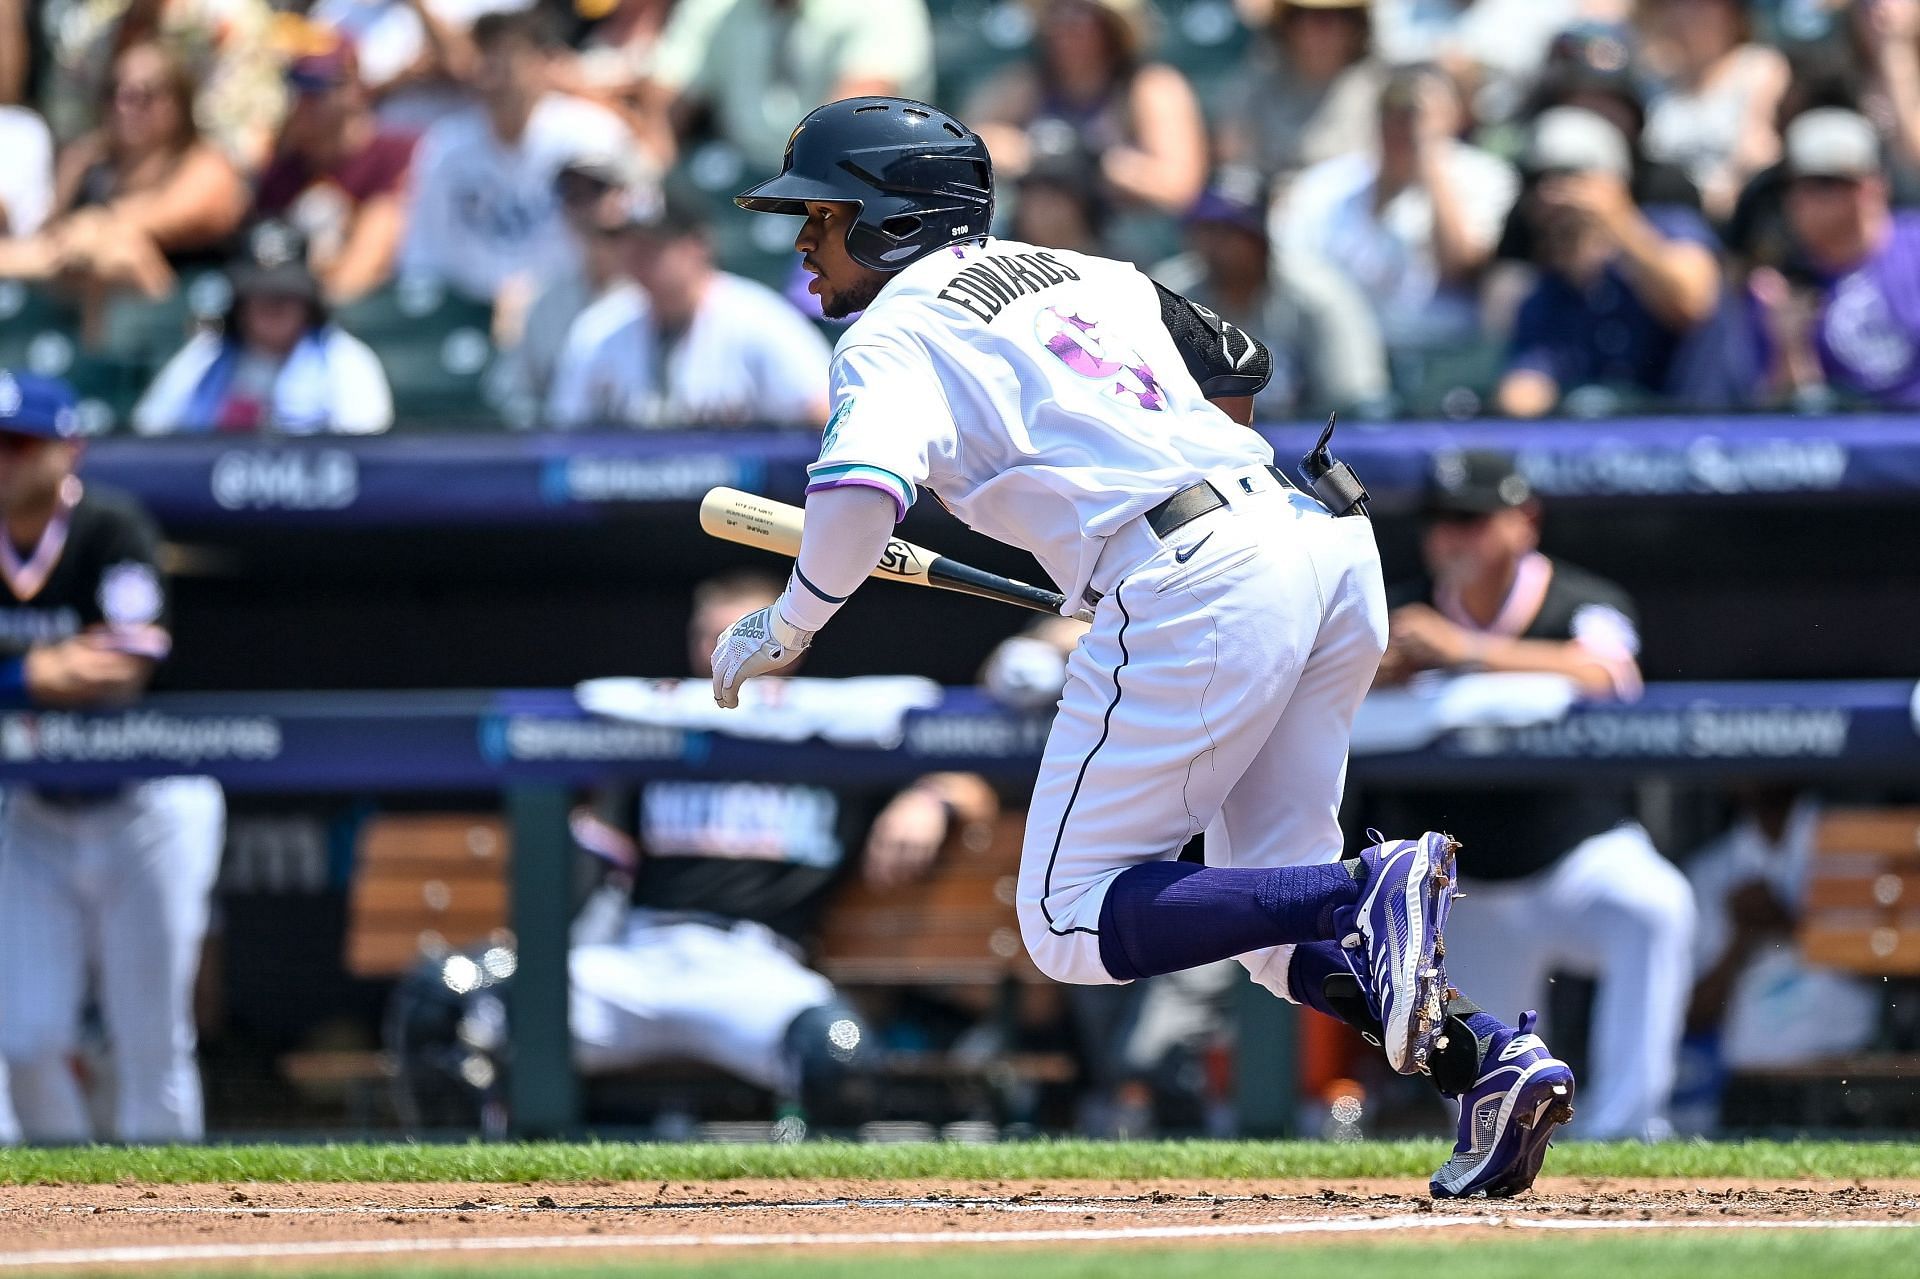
2,1176,1916,1270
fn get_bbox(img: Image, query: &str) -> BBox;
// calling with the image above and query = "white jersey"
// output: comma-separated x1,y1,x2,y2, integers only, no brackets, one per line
398,93,631,302
808,238,1274,609
545,272,831,429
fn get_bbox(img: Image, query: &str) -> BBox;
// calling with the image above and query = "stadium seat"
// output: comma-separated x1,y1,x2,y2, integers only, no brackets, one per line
1392,339,1509,419
98,271,228,373
334,281,499,428
0,283,80,374
930,0,1031,108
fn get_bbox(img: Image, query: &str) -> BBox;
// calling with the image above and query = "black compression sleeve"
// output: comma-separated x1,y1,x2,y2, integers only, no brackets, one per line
1152,279,1274,399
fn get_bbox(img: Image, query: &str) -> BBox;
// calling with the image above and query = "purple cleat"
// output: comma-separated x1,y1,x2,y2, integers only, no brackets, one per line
1342,831,1459,1075
1430,1010,1576,1199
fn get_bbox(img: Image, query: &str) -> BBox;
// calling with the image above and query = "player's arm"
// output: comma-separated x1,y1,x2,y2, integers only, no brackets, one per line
712,340,948,708
863,772,1001,891
17,640,155,707
1152,280,1273,425
710,484,898,708
1387,601,1642,700
17,500,177,708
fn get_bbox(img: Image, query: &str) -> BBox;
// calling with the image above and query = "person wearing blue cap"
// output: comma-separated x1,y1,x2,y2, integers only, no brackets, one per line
0,374,223,1143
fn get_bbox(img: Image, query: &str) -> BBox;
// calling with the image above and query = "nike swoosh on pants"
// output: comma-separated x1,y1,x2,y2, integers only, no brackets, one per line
1173,532,1213,564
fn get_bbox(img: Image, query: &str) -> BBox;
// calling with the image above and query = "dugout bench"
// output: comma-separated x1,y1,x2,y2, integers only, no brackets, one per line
2,682,1915,1138
1724,808,1920,1128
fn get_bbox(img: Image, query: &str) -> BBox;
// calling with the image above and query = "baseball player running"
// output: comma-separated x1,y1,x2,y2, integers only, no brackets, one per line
714,99,1573,1196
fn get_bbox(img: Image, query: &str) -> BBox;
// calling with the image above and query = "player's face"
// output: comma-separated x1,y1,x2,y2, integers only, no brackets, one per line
0,434,77,511
1420,506,1537,589
794,201,890,320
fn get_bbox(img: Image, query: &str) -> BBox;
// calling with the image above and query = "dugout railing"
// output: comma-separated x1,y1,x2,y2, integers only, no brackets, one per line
2,680,1915,1136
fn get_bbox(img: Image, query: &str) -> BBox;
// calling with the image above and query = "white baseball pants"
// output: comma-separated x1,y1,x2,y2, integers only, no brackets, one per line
570,911,837,1093
0,777,224,1143
1437,823,1696,1140
1016,467,1388,994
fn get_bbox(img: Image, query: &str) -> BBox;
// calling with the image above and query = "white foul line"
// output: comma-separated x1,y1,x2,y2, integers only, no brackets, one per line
2,1213,1918,1269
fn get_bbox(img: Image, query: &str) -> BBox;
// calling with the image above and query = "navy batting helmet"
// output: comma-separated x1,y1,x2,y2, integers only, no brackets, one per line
735,97,994,272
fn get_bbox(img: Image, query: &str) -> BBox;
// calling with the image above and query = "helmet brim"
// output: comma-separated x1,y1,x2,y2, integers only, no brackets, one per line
734,173,866,215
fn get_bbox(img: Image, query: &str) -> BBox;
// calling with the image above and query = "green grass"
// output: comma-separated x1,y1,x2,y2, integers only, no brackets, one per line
154,1235,1920,1279
2,1139,1916,1185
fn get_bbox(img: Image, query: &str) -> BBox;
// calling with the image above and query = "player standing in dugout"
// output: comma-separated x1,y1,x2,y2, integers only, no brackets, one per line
0,372,224,1144
711,98,1574,1198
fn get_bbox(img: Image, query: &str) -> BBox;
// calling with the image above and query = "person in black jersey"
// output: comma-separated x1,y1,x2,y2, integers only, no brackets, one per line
0,372,224,1144
563,572,997,1124
1373,450,1695,1141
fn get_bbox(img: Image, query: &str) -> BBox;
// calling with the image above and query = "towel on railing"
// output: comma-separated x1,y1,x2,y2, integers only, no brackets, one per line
574,676,943,748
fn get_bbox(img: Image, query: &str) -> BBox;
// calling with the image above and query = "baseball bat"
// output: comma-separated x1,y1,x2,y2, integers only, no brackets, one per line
699,486,1069,616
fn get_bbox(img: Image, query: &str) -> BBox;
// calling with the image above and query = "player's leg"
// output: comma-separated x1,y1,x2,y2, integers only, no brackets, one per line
1018,484,1408,998
0,794,95,1141
1015,490,1361,988
1197,510,1388,1001
93,778,225,1141
1177,509,1455,1072
570,915,844,1095
1542,824,1696,1139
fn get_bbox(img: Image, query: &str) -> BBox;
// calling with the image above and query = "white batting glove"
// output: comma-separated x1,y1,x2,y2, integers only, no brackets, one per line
710,605,812,709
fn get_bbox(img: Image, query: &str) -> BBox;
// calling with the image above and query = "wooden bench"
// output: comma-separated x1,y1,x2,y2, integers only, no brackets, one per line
1799,807,1920,974
297,808,1070,1128
344,813,511,978
1729,808,1920,1128
815,813,1043,987
281,813,509,1119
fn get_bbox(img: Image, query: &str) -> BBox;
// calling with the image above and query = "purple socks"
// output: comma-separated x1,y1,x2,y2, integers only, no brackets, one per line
1284,939,1361,1021
1095,860,1362,982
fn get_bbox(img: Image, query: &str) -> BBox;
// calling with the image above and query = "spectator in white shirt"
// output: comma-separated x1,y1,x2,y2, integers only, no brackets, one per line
398,10,633,311
0,105,54,236
134,221,393,435
490,147,657,425
1279,64,1516,353
545,186,832,429
633,0,933,172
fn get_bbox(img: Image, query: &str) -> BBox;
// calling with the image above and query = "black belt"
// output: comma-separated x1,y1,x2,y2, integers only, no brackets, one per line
1144,465,1297,540
21,784,132,810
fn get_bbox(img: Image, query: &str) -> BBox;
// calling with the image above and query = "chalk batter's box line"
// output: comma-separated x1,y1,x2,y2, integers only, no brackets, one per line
3,1212,1918,1269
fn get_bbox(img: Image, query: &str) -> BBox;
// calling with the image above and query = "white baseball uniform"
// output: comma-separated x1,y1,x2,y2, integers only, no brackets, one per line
784,237,1389,995
0,483,225,1143
0,779,224,1141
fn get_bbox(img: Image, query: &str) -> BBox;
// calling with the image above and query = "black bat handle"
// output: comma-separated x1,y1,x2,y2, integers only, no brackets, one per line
925,556,1068,615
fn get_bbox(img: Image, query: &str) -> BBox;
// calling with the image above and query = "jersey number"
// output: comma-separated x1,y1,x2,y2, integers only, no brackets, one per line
1034,307,1167,412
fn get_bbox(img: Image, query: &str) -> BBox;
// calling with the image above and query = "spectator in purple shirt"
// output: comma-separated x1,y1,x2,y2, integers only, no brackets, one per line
1775,108,1920,408
1497,107,1758,417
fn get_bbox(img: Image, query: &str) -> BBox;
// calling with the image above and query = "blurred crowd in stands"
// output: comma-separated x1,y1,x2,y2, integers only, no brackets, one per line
3,0,1920,431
